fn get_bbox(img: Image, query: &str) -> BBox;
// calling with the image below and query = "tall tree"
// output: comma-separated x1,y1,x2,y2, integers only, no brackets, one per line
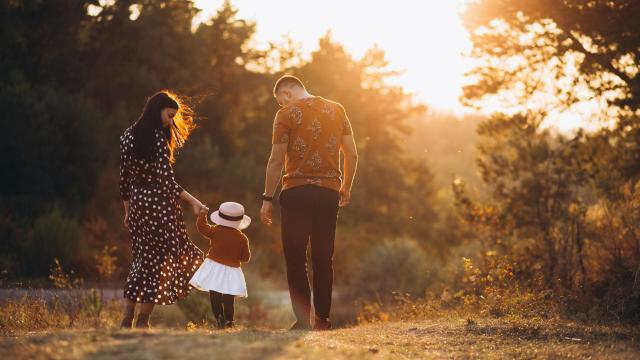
463,0,640,113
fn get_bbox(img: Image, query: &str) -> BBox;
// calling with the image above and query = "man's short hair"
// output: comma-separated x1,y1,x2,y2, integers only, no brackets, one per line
273,75,305,96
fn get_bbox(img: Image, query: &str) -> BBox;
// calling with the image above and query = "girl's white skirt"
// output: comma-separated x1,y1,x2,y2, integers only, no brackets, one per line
189,258,247,297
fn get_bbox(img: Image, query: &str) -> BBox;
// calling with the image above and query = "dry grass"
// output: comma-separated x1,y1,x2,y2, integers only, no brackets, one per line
2,286,639,359
0,290,296,336
1,317,639,359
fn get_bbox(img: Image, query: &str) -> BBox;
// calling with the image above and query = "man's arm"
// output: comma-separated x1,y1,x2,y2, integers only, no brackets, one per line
340,134,358,207
260,143,288,225
263,143,288,197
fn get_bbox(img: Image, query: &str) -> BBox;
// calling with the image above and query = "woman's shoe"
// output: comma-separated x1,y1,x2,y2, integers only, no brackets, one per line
224,321,235,328
135,313,150,329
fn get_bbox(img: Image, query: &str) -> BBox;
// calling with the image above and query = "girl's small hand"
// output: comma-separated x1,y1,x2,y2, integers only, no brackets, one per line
199,206,209,216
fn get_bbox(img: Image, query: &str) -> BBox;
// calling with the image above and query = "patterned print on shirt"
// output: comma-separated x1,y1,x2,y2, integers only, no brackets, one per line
306,178,322,186
326,169,339,178
302,97,315,107
307,150,322,171
321,102,336,120
308,118,322,140
325,134,338,155
289,106,303,126
293,137,307,159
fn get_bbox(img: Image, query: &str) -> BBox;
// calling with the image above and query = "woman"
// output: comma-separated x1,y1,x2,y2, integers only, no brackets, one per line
119,91,206,328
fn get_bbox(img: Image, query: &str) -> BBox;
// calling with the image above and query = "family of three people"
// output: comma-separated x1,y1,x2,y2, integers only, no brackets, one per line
118,75,359,330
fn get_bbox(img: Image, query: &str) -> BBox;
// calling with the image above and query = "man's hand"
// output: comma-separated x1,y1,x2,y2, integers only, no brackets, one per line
260,201,273,225
339,186,351,207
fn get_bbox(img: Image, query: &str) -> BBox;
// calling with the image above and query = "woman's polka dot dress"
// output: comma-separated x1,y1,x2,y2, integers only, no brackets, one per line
119,127,203,305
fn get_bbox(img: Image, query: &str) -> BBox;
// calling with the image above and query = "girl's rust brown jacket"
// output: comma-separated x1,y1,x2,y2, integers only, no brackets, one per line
196,212,250,268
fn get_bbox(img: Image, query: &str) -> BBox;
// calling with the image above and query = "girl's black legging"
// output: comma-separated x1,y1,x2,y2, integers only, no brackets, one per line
209,290,235,321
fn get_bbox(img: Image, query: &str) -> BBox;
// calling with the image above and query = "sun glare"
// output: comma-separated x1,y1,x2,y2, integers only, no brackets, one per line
193,0,472,111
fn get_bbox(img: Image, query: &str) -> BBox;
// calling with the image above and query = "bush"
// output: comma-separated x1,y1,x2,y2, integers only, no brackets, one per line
347,238,433,303
24,208,87,276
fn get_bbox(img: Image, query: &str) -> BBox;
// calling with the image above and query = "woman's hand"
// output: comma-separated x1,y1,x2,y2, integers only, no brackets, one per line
179,190,207,216
198,205,209,216
191,199,207,216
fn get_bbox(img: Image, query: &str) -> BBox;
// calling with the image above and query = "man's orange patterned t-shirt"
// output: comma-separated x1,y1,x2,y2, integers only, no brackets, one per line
272,96,353,192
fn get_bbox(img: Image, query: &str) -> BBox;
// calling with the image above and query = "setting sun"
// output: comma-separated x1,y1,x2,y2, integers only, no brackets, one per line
194,0,472,111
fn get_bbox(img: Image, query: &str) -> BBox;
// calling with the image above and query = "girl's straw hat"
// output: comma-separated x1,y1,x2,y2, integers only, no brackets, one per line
210,202,251,230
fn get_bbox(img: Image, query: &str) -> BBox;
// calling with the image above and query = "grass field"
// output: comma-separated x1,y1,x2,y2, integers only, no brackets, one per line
2,317,639,359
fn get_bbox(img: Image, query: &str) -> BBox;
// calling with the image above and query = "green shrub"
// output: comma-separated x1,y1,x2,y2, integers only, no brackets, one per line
25,208,86,276
347,238,433,302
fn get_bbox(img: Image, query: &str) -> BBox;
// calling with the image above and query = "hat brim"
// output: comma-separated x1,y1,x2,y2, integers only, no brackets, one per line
210,211,251,230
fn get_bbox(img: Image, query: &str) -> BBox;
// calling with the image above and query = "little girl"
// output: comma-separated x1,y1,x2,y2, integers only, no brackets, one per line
189,201,251,328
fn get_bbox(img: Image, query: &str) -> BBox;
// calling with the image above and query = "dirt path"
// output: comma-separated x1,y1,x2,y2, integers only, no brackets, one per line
2,318,639,359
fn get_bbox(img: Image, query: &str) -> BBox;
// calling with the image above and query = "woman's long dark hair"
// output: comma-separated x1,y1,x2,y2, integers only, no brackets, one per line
132,91,195,164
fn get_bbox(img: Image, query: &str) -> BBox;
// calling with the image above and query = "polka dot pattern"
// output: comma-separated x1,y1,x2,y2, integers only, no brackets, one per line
119,127,203,304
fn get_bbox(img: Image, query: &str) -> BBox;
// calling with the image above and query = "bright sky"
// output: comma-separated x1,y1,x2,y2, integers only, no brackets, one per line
193,0,472,112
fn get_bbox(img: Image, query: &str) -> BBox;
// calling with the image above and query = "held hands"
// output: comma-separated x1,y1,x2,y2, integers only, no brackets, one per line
191,199,208,216
199,205,209,216
260,201,273,226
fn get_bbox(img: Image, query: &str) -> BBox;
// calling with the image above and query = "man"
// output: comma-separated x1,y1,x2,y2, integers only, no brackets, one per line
260,75,358,330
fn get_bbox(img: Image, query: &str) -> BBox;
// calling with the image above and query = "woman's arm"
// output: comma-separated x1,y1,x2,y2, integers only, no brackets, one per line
181,189,207,216
155,131,205,214
123,200,130,228
120,142,132,228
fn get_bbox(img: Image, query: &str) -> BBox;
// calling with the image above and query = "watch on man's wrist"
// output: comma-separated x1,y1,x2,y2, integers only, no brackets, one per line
262,193,274,202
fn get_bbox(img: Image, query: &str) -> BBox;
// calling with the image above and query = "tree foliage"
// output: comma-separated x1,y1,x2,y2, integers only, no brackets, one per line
0,0,438,281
